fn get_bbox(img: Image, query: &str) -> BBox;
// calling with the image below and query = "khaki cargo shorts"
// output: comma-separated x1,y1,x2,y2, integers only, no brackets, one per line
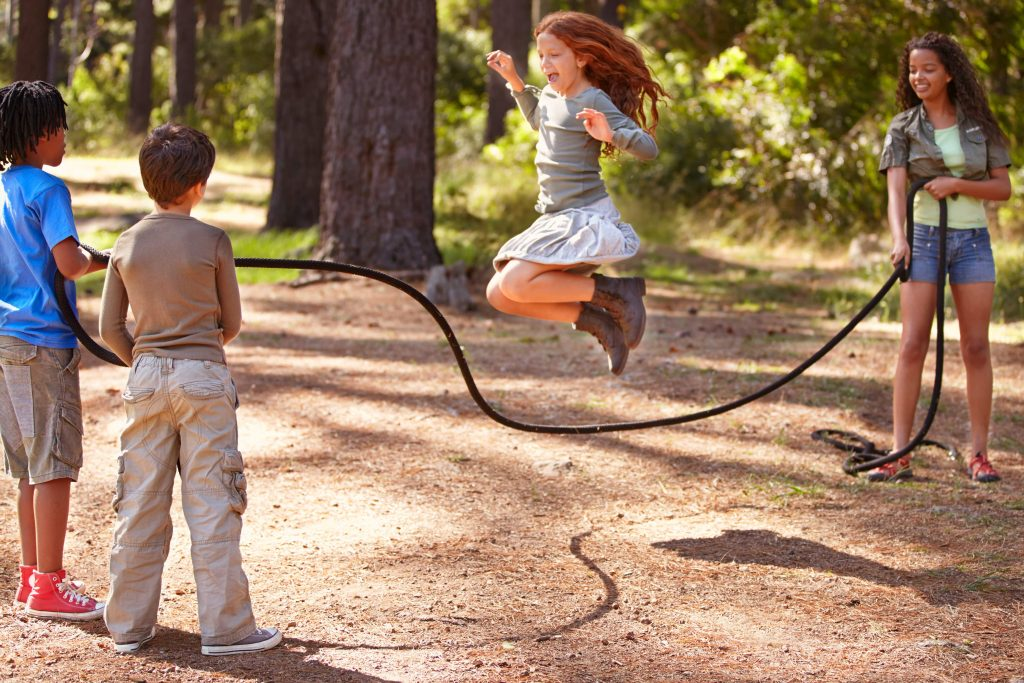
0,335,83,484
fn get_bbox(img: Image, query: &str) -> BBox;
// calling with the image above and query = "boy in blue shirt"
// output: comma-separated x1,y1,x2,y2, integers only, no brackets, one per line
0,81,106,619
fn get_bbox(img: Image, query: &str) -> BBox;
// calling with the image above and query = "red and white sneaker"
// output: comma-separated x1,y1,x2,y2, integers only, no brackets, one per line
14,566,84,606
24,570,104,621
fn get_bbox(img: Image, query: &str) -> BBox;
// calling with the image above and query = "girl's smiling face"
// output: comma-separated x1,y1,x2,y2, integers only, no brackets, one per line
536,32,588,97
908,48,952,103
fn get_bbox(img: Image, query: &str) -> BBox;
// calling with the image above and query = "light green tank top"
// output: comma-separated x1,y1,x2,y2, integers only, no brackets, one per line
914,124,987,229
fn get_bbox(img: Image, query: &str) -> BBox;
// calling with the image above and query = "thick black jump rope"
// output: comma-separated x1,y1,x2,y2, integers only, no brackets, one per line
56,179,956,476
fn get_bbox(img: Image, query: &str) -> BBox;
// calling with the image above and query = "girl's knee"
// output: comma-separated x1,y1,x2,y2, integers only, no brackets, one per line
486,275,513,311
960,338,990,368
898,335,930,365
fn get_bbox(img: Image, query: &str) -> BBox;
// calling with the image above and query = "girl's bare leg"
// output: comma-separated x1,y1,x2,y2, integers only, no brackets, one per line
486,260,595,322
950,282,994,456
498,260,596,303
892,282,937,451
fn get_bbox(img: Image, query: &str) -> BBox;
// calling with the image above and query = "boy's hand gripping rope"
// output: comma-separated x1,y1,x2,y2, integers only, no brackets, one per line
55,180,951,475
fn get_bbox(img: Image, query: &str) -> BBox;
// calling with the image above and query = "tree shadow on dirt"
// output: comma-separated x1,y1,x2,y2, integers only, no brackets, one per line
652,529,1018,607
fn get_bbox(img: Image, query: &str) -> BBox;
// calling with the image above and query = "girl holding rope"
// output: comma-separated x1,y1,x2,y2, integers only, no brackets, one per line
875,33,1011,482
485,11,667,375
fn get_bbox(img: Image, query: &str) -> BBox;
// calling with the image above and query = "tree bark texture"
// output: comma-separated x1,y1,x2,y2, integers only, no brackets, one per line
266,0,334,229
14,0,49,82
485,0,532,144
598,0,626,27
171,0,197,116
318,0,442,270
236,0,253,26
47,0,69,86
128,0,156,133
203,0,224,35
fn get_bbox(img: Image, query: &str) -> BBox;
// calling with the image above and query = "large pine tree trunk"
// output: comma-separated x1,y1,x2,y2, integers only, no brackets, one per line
317,0,441,270
128,0,155,133
484,0,531,144
14,0,50,82
171,0,197,117
265,0,334,230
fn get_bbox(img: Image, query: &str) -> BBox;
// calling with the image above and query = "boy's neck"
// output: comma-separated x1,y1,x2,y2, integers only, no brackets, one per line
11,155,43,169
153,202,195,217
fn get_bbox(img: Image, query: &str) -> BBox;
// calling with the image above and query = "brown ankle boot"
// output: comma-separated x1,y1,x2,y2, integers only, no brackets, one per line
574,303,629,375
590,274,646,349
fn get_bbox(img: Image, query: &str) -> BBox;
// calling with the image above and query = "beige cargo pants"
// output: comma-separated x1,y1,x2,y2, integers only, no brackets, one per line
104,356,256,646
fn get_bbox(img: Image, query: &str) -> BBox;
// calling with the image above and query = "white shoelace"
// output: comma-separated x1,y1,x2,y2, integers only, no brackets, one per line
57,579,92,606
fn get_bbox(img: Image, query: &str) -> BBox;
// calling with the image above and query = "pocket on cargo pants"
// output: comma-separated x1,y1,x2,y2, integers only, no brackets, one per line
222,448,248,515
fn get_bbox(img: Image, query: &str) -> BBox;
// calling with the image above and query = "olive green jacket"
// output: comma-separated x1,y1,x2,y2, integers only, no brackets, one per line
878,104,1011,180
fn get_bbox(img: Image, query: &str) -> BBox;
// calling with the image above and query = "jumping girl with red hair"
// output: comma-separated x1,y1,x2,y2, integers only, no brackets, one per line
485,11,668,375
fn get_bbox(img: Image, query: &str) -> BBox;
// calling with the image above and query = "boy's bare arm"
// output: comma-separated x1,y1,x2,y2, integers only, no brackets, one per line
52,237,105,280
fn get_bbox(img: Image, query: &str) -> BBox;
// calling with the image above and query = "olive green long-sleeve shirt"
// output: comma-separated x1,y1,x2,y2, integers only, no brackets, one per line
99,213,242,366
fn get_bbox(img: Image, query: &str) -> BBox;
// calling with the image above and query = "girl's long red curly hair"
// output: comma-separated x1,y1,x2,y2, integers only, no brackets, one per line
535,11,668,155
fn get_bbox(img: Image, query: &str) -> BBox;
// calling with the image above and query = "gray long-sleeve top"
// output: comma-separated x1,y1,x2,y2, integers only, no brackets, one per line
510,84,658,214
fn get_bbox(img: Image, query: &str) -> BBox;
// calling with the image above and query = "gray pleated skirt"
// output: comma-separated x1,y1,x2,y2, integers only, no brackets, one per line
493,196,640,272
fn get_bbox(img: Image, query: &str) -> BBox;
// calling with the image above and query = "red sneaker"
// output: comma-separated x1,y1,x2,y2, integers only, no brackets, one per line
24,570,104,621
14,566,84,606
866,456,913,482
967,452,1001,483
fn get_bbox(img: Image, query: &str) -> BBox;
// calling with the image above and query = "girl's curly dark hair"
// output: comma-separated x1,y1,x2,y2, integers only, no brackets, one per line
896,32,1007,147
535,11,668,156
0,81,68,171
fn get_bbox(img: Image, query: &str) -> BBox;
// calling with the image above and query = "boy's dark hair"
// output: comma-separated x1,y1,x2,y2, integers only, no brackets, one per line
0,81,68,171
139,123,216,207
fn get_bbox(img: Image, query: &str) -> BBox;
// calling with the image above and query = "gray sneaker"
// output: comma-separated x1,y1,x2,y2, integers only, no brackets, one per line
201,627,282,656
114,626,157,654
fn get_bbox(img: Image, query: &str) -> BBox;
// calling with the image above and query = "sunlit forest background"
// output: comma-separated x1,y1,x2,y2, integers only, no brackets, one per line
2,0,1022,319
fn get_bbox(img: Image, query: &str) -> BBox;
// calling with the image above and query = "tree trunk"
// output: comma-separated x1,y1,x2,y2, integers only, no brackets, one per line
171,0,197,117
47,0,70,86
266,0,335,230
5,0,15,44
203,0,224,35
484,0,531,144
235,0,253,27
598,0,626,27
128,0,156,133
14,0,49,82
318,0,441,270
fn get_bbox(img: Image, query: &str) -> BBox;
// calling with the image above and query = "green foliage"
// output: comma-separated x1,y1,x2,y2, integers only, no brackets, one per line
993,242,1024,323
193,17,276,153
229,227,319,284
436,24,489,159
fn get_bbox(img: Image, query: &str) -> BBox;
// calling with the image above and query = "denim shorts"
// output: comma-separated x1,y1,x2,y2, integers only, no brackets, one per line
908,224,996,285
0,335,83,484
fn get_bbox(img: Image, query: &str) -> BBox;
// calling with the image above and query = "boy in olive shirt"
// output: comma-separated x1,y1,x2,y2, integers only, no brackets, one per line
99,123,280,655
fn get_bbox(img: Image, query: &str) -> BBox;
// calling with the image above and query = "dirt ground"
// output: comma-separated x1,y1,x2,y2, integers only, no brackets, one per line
1,253,1022,683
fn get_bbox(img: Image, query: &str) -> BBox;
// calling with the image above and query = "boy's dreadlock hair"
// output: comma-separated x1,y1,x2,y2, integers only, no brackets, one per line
897,33,1008,147
0,81,68,171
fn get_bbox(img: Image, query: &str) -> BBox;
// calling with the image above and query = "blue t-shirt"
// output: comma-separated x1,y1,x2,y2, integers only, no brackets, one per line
0,165,79,348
